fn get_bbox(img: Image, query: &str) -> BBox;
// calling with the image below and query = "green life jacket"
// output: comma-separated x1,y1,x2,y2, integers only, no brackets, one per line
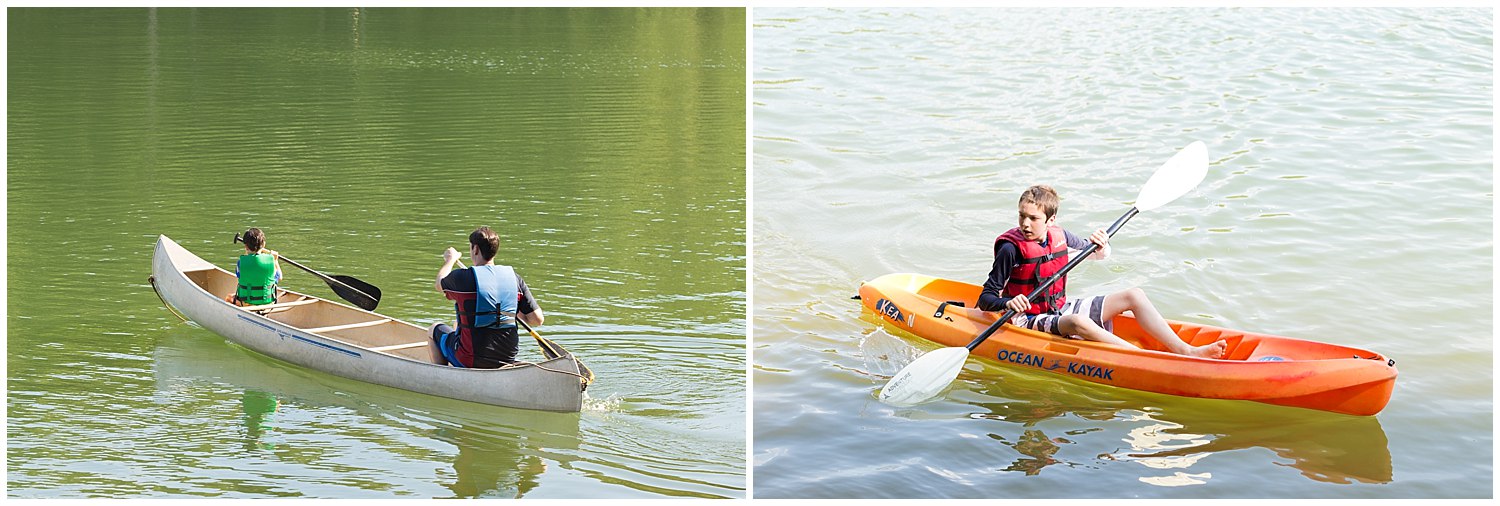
235,253,279,305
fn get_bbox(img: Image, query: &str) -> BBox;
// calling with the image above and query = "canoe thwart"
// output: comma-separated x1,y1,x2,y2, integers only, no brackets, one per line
370,341,430,352
304,319,393,334
241,298,320,313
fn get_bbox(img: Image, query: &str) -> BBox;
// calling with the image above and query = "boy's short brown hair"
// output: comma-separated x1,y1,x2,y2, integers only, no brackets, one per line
469,226,500,261
242,227,266,251
1019,185,1060,219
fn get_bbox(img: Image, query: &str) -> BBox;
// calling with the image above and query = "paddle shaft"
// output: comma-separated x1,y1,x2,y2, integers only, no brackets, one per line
276,253,379,303
964,206,1140,351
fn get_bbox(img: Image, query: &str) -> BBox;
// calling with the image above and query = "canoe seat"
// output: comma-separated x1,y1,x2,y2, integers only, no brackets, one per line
370,341,429,352
242,298,320,314
304,319,392,334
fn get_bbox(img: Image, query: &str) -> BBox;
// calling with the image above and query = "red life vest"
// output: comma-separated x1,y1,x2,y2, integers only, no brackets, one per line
995,226,1069,314
442,290,483,367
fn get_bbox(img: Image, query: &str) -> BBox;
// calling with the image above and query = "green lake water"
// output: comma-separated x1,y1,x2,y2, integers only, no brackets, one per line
8,7,745,498
752,7,1491,499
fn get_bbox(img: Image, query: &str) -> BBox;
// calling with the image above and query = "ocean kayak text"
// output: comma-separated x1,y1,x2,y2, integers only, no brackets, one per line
997,348,1114,381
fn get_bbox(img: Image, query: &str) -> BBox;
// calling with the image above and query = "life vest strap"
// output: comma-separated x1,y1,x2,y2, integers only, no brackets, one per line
1014,249,1067,265
444,290,518,329
997,226,1070,314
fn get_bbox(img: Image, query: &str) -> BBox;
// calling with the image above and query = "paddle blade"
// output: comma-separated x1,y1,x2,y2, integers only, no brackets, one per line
1134,141,1208,211
878,347,971,406
533,333,595,388
575,358,596,387
328,275,381,311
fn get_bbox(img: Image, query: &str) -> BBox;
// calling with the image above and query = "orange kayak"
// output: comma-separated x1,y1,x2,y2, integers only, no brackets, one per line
857,273,1396,416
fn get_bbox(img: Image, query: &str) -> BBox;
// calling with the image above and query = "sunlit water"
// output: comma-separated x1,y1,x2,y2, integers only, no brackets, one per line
752,7,1490,498
8,7,746,498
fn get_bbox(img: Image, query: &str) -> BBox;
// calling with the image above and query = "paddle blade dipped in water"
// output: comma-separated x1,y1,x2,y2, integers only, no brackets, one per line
878,347,971,405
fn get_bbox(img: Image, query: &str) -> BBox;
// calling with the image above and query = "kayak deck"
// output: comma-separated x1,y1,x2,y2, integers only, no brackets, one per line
858,273,1396,416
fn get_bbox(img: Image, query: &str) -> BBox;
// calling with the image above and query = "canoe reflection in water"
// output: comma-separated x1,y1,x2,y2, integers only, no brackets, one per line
240,390,280,452
156,327,583,498
434,422,546,498
964,372,1393,485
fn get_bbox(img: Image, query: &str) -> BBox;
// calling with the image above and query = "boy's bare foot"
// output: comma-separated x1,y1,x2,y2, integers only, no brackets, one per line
1185,339,1228,359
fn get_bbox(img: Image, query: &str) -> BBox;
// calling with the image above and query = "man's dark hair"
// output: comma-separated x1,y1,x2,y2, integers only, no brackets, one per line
469,226,499,261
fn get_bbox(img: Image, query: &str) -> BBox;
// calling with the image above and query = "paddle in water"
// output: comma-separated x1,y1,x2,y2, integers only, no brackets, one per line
234,233,382,311
878,141,1209,406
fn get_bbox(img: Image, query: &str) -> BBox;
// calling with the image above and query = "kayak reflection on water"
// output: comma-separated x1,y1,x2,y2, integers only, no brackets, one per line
965,376,1393,485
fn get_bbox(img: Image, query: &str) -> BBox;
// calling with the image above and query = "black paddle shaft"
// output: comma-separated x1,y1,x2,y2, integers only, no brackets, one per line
963,207,1140,351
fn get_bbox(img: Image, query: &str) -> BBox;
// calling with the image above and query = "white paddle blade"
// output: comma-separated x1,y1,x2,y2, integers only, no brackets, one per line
878,347,972,405
1134,141,1208,212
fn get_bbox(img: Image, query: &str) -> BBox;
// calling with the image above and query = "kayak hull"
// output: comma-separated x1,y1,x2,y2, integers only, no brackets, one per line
858,273,1396,416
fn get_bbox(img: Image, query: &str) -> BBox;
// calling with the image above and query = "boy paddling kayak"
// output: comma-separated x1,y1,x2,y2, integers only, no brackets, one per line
981,185,1226,358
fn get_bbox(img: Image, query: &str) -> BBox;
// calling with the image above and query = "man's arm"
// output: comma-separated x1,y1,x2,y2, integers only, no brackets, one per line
435,247,461,292
516,276,544,326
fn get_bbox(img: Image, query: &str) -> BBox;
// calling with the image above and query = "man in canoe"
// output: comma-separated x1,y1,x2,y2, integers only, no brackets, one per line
979,185,1227,358
224,227,283,307
428,226,546,369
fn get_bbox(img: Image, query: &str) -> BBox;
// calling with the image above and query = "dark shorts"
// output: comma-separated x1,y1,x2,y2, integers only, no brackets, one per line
431,323,467,368
430,323,519,369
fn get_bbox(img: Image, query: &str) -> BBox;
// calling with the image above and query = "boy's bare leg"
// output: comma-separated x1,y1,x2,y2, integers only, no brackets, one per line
1057,314,1136,349
1103,288,1226,358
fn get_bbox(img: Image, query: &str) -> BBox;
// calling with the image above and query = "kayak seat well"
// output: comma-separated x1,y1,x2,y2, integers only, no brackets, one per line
1241,337,1356,362
1116,316,1252,360
1175,326,1252,361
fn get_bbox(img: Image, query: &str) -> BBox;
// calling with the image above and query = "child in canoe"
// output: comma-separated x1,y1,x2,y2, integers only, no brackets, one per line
979,185,1226,358
224,227,283,307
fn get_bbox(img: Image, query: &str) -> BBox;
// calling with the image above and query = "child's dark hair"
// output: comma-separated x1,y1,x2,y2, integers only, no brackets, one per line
242,228,266,251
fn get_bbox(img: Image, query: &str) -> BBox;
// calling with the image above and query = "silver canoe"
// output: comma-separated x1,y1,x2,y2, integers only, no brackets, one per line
150,235,588,412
